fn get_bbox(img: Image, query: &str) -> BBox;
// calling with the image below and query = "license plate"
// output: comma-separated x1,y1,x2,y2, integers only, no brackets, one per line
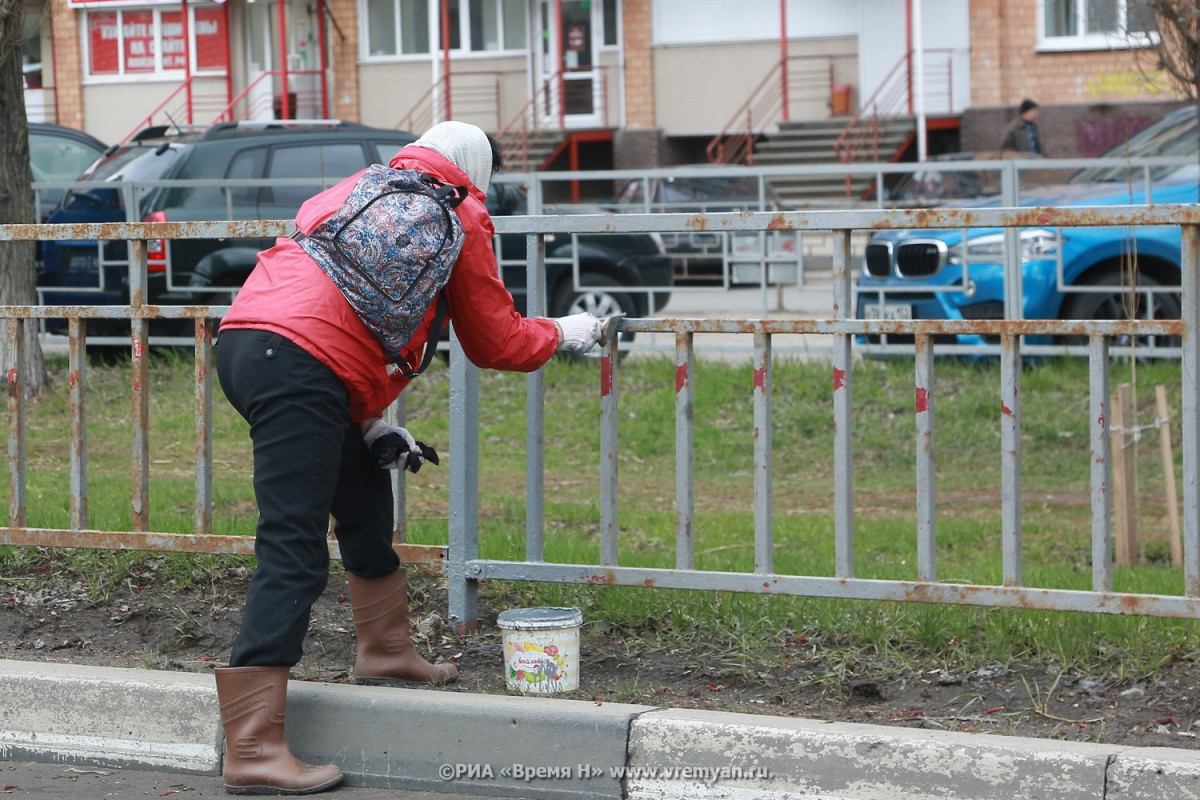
863,303,912,321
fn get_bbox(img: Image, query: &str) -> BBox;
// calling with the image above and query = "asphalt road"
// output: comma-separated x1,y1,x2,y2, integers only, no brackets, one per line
0,761,486,800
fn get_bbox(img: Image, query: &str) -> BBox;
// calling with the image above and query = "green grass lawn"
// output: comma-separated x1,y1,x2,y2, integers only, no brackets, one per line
2,350,1196,680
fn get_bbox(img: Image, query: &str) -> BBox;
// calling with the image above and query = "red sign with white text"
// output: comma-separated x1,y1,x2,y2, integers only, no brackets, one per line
122,9,156,72
88,11,120,74
161,10,187,70
194,7,226,71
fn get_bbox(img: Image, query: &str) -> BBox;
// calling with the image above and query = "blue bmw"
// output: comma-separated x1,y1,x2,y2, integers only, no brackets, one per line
856,107,1197,350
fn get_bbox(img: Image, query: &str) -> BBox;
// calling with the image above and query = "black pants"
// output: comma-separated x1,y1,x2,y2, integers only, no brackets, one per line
216,329,401,667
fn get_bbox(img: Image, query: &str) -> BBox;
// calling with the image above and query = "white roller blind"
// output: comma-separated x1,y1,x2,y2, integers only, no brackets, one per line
653,0,859,46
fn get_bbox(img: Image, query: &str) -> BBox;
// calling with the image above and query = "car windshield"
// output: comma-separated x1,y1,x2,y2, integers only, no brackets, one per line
83,145,181,183
1069,109,1199,183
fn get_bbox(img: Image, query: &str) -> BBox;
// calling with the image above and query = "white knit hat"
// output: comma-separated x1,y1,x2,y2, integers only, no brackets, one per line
410,121,494,193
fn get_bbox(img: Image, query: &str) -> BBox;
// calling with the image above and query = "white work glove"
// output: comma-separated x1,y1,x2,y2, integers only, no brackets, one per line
554,313,602,353
361,419,440,473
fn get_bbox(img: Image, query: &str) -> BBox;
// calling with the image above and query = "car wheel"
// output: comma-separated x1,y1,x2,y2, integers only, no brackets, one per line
550,272,637,359
1060,269,1181,352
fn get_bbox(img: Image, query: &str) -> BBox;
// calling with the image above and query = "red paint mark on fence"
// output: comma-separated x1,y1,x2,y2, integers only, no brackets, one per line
915,387,929,413
601,356,613,397
833,367,846,391
1001,402,1014,416
754,367,767,390
676,363,688,394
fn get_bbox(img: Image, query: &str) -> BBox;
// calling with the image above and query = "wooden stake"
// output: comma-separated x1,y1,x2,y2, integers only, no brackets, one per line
1111,384,1138,564
1156,384,1183,566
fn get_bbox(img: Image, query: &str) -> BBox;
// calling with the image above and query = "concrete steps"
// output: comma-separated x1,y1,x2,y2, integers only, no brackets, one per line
752,118,917,208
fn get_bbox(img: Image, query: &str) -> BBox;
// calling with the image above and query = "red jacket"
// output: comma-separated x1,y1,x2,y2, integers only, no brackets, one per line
219,146,559,422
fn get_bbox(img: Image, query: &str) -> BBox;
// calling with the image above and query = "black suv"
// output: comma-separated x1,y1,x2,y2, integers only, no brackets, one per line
40,121,420,330
482,180,672,326
40,121,672,337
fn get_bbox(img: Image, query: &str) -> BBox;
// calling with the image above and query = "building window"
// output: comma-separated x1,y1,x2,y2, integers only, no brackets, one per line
1040,0,1157,50
602,0,618,47
363,0,526,59
83,4,228,79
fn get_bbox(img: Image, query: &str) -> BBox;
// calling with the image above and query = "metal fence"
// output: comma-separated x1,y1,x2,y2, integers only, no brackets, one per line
1,205,1198,632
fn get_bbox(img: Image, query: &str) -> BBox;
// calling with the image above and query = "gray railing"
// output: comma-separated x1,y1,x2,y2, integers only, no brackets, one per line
1,206,1198,631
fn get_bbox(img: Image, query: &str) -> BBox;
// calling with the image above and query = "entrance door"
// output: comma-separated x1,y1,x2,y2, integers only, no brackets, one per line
245,0,324,119
535,0,601,128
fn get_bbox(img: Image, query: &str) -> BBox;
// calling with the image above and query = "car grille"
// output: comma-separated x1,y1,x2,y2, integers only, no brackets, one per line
895,240,947,278
864,242,893,278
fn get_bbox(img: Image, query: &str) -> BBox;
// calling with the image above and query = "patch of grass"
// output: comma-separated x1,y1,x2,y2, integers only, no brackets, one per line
1,352,1194,684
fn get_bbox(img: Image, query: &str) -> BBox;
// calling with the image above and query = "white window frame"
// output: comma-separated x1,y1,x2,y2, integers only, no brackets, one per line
600,0,620,52
81,4,228,84
355,0,525,62
1036,0,1159,53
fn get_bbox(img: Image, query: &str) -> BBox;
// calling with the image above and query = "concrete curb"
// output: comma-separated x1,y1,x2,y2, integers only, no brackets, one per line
4,659,1200,799
0,659,221,773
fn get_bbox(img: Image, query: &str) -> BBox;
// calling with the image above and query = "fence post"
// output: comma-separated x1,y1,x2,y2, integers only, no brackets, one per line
447,335,480,632
832,229,854,578
1089,336,1113,591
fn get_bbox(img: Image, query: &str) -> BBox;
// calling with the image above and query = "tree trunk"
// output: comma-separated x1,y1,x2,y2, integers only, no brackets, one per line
0,0,48,396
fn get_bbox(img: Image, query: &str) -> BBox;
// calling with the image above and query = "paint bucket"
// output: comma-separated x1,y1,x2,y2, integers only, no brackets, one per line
496,607,583,695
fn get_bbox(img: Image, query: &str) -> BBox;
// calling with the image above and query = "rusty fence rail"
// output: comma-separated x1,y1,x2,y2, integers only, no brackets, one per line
1,207,1199,631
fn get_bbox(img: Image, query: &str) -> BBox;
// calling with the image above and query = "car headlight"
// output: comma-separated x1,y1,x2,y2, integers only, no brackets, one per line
947,228,1062,264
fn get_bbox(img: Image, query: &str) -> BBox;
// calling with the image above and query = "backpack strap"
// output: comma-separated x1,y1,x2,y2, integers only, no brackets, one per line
400,293,448,380
418,173,469,209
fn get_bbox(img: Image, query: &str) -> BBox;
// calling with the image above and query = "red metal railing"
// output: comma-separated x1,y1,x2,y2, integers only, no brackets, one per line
706,54,854,165
211,70,326,125
833,48,961,166
394,70,511,135
495,66,611,173
117,76,232,143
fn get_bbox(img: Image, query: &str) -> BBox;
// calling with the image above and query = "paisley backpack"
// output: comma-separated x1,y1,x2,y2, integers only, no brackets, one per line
296,164,468,378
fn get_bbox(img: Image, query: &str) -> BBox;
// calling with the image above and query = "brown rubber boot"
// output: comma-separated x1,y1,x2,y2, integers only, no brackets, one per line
215,666,344,795
347,570,459,685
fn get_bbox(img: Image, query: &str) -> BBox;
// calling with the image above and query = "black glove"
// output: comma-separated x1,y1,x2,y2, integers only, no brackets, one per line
361,419,441,473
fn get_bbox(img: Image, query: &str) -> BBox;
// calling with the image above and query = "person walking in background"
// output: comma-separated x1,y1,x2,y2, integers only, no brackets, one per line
211,120,602,795
1001,98,1046,155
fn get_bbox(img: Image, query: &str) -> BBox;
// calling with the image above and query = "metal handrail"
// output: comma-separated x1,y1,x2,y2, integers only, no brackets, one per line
706,54,859,166
833,48,962,169
495,65,613,172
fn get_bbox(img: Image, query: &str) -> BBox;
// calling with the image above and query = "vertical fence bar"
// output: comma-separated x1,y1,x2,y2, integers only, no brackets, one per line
675,330,695,570
6,319,25,528
600,325,619,566
68,318,87,530
832,229,854,577
914,333,936,581
193,317,213,536
387,394,406,540
753,328,773,574
1181,225,1200,596
1090,334,1113,593
129,239,150,533
447,334,480,631
1000,333,1023,586
526,233,547,562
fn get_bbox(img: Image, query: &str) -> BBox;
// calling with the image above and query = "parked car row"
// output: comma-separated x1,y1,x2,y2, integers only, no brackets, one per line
608,174,796,285
28,122,107,221
856,106,1198,352
33,120,673,342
